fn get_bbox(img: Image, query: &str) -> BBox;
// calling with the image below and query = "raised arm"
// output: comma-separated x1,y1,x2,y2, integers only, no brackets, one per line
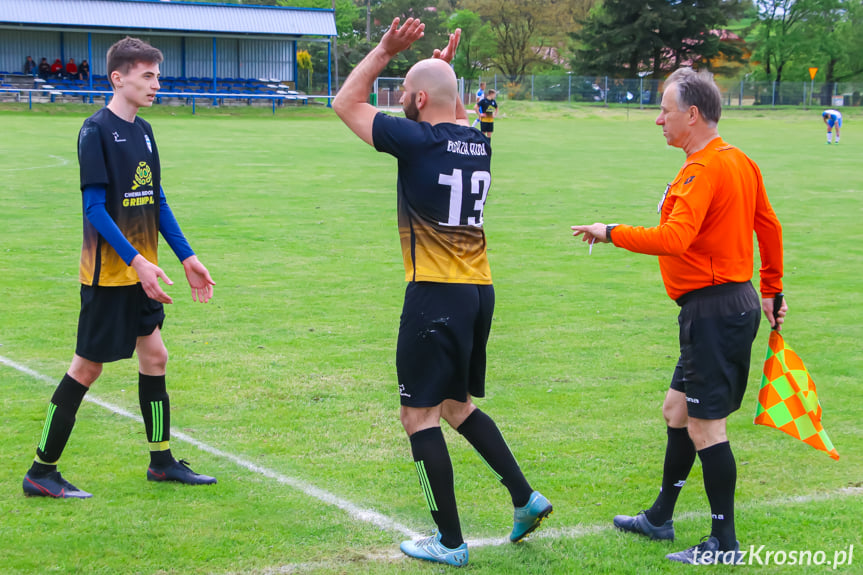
332,17,425,146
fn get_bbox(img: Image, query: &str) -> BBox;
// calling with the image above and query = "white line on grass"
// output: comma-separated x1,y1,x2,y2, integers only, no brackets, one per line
232,487,863,574
0,155,69,171
0,353,421,539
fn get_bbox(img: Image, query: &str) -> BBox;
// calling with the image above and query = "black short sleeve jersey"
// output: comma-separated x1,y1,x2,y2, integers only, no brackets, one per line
372,113,492,284
78,107,161,286
477,98,497,121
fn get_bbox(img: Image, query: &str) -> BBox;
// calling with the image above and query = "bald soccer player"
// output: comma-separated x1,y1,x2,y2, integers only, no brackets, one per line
333,19,552,567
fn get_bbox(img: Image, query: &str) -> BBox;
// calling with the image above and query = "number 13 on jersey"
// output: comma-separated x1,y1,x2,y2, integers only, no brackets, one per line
438,169,491,227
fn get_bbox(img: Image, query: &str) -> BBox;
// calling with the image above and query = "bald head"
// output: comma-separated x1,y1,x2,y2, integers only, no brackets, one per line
405,58,458,111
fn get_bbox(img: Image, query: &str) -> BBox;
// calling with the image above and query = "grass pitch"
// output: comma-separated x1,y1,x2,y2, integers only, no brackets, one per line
0,102,861,574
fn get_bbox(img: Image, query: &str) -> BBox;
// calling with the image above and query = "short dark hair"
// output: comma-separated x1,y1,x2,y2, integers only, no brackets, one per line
107,37,163,87
487,89,496,96
666,67,721,126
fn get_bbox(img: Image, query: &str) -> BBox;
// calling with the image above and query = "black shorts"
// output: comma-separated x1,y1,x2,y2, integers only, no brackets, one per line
480,121,494,133
76,284,165,363
396,282,494,407
670,282,760,420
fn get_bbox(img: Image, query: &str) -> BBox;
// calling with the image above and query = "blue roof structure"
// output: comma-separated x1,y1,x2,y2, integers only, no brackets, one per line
0,0,336,37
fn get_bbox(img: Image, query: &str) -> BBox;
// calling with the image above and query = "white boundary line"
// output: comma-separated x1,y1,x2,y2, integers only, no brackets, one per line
5,354,861,572
0,353,421,539
0,154,69,171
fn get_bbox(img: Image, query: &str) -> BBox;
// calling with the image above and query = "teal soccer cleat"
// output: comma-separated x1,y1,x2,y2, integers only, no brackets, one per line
510,490,553,542
400,531,468,567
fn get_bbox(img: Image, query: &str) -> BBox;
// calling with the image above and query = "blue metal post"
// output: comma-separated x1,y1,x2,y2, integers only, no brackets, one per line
29,90,32,110
212,37,218,106
181,37,186,79
293,40,298,90
327,40,332,107
87,33,93,104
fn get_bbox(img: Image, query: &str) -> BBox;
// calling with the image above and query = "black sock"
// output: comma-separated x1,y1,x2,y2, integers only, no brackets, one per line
456,409,533,507
33,374,89,469
644,426,696,525
138,373,173,467
409,427,463,549
698,441,737,550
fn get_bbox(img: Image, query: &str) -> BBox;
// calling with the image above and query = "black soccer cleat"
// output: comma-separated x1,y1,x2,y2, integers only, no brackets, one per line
613,511,675,541
667,536,742,565
147,459,216,485
23,470,93,499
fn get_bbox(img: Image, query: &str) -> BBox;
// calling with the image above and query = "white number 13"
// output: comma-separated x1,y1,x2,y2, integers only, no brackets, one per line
438,169,491,227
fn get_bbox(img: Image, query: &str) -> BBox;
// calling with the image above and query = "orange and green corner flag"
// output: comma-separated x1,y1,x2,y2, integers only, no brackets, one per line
755,330,839,460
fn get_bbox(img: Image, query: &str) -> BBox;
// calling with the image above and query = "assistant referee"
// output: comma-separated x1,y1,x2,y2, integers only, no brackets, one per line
572,67,787,565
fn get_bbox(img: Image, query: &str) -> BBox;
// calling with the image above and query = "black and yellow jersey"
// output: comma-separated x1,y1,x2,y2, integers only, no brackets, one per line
78,107,160,286
372,113,492,285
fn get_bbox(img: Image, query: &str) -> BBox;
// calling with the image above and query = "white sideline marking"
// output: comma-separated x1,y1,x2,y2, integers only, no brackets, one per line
0,155,69,171
6,354,860,572
0,354,421,539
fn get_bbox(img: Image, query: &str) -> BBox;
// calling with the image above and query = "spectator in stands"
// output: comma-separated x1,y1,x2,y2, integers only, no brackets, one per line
50,58,63,78
38,58,50,80
78,59,90,81
66,58,78,80
24,56,36,76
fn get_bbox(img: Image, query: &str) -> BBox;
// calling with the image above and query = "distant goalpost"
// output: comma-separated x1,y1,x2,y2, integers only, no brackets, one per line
373,76,466,108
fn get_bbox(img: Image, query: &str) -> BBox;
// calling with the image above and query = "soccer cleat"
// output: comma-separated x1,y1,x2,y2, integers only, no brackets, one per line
510,490,553,542
613,511,675,541
400,531,468,567
147,459,216,485
23,470,92,499
666,535,741,565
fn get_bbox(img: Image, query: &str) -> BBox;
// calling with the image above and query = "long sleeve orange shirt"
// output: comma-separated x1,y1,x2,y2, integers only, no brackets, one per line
611,137,783,301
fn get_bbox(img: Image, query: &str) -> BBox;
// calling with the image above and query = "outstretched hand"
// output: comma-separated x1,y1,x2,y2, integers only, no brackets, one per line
182,255,215,303
433,28,461,64
380,17,425,58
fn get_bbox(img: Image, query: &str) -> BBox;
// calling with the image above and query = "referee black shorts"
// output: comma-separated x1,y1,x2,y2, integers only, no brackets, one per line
75,283,165,364
396,282,494,407
670,282,760,420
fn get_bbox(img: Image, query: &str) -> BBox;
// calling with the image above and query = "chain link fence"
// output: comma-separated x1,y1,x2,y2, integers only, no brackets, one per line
455,75,863,109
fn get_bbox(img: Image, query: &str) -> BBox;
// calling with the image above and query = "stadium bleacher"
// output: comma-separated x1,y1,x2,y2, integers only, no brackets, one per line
0,73,310,106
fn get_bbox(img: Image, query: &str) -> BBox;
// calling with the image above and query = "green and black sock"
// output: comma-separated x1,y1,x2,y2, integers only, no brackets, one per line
409,427,463,549
32,373,89,474
139,373,173,468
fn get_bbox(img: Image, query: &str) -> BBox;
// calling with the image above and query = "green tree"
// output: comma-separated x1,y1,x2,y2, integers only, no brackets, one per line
573,0,742,78
466,0,581,83
447,9,495,88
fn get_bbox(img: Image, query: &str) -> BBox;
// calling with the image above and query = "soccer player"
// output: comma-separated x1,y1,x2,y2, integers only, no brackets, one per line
471,81,485,128
475,89,498,139
822,109,842,144
333,19,552,567
22,37,217,499
571,67,787,565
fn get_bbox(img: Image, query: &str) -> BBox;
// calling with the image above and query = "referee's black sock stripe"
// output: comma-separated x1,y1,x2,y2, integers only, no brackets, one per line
699,441,737,551
645,426,696,525
34,373,88,466
409,427,463,549
456,408,533,508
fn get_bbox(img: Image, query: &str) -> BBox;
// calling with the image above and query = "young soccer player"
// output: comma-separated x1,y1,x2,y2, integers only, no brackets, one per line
822,109,842,144
22,37,217,499
475,89,498,139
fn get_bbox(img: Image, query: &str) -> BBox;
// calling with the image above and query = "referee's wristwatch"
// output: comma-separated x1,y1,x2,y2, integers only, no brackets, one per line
606,224,619,243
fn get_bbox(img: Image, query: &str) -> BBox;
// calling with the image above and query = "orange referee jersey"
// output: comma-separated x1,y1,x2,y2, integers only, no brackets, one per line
611,137,783,301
